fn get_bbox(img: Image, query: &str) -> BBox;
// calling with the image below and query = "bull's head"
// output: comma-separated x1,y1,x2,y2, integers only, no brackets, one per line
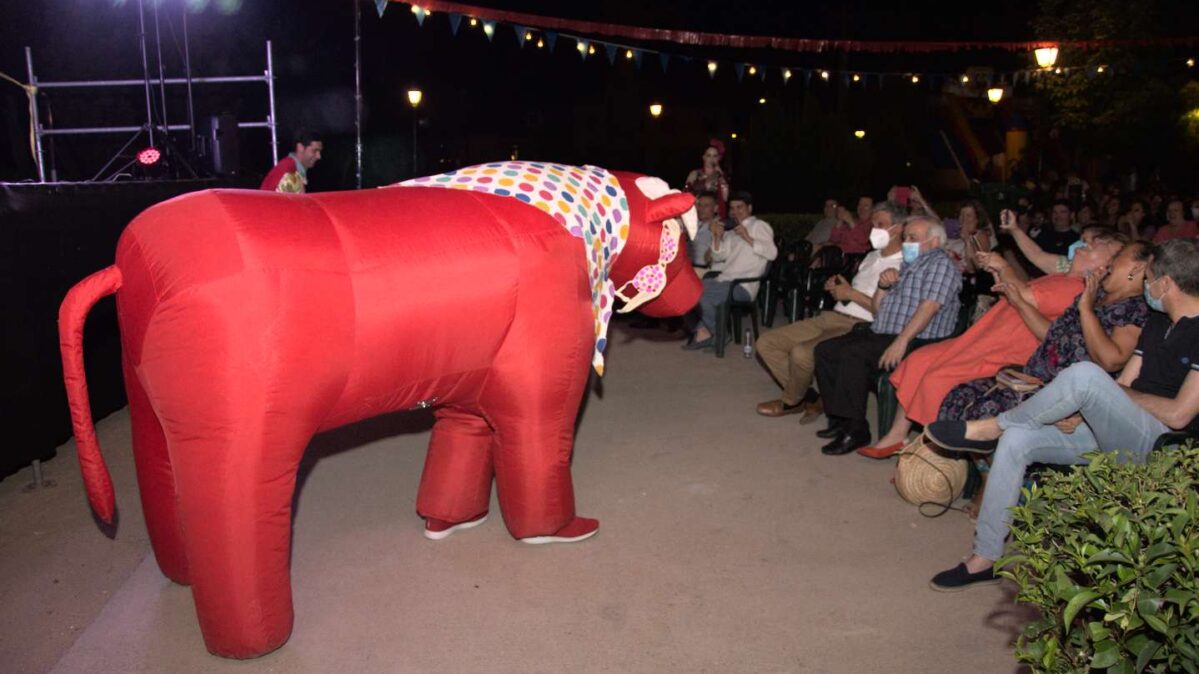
608,172,703,317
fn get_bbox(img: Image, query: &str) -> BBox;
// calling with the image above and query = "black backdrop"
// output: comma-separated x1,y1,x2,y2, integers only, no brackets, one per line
1,179,218,480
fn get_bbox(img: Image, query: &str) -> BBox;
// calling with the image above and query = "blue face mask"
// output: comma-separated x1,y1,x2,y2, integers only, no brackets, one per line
902,241,921,264
1067,239,1087,261
1144,278,1166,312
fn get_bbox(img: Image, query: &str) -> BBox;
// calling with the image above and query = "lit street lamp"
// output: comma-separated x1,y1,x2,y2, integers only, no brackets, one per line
407,88,422,176
648,103,663,118
1035,46,1059,69
987,87,1004,103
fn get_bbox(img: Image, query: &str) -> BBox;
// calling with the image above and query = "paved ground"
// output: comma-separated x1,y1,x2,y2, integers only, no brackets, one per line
1,318,1033,673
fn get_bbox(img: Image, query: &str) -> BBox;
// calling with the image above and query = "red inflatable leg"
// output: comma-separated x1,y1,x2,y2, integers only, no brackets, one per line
482,236,595,540
169,421,310,658
416,407,494,524
123,359,189,585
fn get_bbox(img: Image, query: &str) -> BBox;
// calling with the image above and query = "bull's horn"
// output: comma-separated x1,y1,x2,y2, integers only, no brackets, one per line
645,192,696,230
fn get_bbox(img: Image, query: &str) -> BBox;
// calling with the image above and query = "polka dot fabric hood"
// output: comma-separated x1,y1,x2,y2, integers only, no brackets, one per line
400,162,629,374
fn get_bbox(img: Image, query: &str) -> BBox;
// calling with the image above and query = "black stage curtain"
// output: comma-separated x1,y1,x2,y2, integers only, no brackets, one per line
1,179,220,480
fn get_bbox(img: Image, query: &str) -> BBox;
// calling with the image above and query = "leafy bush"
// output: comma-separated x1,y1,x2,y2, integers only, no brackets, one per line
999,443,1199,673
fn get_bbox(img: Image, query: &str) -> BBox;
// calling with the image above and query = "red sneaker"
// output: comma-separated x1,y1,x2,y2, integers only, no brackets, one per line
857,441,905,460
423,511,489,541
519,517,600,545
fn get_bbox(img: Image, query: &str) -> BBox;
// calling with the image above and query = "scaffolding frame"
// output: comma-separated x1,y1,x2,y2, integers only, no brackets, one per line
23,37,279,182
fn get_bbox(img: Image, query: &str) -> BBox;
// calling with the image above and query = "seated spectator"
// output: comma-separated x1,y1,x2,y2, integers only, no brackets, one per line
755,202,906,418
1099,194,1122,228
813,216,962,455
1076,201,1098,229
683,191,777,350
907,185,939,221
806,198,840,247
1033,200,1081,256
816,196,874,257
686,191,725,274
1152,198,1199,243
1116,198,1151,241
944,201,995,274
864,229,1126,457
926,239,1199,591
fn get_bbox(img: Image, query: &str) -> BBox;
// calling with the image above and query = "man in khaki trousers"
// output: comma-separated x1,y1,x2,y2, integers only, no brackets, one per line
756,202,905,419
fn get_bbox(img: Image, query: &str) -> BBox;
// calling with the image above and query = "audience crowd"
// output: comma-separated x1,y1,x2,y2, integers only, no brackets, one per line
676,153,1199,591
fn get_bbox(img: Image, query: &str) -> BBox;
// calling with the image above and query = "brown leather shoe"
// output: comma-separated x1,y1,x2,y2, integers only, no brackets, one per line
797,398,824,425
756,399,804,417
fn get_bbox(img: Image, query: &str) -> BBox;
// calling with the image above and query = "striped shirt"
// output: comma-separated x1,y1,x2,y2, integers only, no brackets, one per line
871,247,962,339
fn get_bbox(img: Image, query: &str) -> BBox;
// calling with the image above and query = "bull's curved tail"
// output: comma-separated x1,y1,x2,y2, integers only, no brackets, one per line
58,265,123,524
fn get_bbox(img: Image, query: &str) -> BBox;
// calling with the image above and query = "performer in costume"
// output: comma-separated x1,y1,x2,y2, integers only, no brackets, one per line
260,129,323,193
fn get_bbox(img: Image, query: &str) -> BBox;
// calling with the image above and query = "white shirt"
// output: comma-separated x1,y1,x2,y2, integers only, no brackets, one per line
834,249,903,322
711,216,778,298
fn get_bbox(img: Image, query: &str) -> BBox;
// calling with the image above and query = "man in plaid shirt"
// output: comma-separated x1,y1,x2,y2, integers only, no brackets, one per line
813,216,962,455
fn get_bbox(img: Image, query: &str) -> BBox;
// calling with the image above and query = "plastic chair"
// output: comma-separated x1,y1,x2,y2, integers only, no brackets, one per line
768,240,811,327
714,262,773,358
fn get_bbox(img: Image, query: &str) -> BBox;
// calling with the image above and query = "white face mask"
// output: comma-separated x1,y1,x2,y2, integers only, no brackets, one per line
869,228,891,250
615,219,682,314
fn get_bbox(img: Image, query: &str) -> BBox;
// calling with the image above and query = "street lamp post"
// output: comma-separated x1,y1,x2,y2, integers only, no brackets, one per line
407,88,422,176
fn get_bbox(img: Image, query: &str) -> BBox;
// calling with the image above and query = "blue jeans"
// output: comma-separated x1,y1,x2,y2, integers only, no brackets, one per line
695,278,750,335
974,362,1168,560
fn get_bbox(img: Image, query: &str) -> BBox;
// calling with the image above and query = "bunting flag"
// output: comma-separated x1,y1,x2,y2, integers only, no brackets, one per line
375,0,388,17
394,3,1191,98
385,0,1199,53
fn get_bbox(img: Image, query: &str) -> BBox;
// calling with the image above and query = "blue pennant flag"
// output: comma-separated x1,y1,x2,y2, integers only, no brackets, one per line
413,6,426,26
734,63,745,82
482,20,496,41
759,67,767,82
633,50,643,69
545,31,557,51
447,12,462,35
659,52,670,72
576,39,589,59
804,70,813,87
374,0,388,18
605,44,618,65
513,24,529,47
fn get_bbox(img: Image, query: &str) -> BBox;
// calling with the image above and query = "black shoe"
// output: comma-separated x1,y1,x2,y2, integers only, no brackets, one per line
821,429,871,456
815,419,845,439
929,563,1001,592
926,421,999,454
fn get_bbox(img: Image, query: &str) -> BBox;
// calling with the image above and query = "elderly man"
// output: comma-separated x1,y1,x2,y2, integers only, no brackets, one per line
684,191,777,350
687,190,725,274
927,239,1199,591
755,202,906,418
813,216,962,454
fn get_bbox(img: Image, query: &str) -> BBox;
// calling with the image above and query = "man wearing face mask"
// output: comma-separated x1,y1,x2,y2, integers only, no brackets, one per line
927,238,1199,591
755,202,906,418
812,216,962,454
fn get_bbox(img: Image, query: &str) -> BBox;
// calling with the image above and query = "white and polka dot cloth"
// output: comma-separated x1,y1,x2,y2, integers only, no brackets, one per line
399,162,631,375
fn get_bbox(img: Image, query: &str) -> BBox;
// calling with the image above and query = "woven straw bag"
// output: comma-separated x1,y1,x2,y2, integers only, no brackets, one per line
894,433,968,507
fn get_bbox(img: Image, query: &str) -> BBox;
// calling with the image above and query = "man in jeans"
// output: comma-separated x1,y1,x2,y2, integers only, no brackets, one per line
812,216,962,454
755,201,905,418
684,191,777,350
927,239,1199,591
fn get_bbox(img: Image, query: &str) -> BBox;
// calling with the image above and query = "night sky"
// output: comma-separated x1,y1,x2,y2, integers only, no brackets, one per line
2,1,1195,207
